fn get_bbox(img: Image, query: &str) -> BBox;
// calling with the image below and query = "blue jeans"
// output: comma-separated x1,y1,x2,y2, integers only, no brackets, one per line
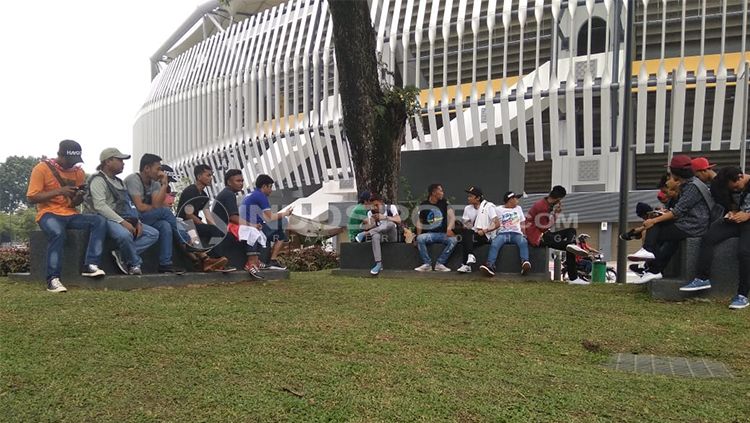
416,232,457,265
139,207,190,266
38,213,107,281
487,232,529,265
106,220,159,267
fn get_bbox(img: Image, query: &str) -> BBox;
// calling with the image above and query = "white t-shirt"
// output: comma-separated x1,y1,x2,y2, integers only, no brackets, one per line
367,204,399,226
462,201,498,236
495,205,525,234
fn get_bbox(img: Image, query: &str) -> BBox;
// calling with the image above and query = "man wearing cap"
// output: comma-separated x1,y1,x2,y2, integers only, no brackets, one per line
628,154,713,283
84,148,158,275
455,186,500,273
348,191,372,243
691,157,717,184
480,191,531,277
27,140,107,293
124,153,188,273
524,185,588,284
414,183,457,272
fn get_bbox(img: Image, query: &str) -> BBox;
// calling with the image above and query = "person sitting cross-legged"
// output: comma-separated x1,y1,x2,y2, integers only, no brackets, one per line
480,191,531,277
679,166,750,309
27,140,107,292
454,186,500,273
348,191,373,242
414,183,458,272
358,194,401,275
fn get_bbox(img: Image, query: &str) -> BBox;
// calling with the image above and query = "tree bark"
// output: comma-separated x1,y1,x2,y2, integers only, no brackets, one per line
329,0,407,202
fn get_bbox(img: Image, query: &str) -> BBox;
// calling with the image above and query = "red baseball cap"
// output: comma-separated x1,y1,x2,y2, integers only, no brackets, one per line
668,154,693,170
657,191,668,202
691,157,716,172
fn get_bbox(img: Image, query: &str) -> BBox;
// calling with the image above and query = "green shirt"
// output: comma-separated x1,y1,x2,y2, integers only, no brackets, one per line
348,204,369,240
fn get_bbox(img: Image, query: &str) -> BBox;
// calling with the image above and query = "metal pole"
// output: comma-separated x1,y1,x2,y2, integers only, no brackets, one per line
741,62,749,172
616,0,635,284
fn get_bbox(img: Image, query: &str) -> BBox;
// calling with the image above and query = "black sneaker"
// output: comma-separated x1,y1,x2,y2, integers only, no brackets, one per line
619,229,643,241
267,259,287,270
81,264,106,278
479,264,496,277
159,264,185,274
629,263,646,276
111,250,128,274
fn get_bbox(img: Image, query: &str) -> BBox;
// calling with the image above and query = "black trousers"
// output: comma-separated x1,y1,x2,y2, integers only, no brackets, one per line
457,228,490,264
541,228,578,281
695,219,750,297
643,221,690,274
196,223,227,258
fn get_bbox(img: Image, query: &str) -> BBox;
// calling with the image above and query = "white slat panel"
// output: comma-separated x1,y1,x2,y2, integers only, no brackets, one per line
273,2,294,186
549,0,561,157
469,0,483,147
599,0,612,153
302,0,323,184
670,0,688,153
331,55,352,180
564,0,577,155
440,0,455,148
389,0,402,83
322,15,338,179
281,0,303,187
499,0,512,146
312,0,333,181
516,0,529,159
292,0,312,184
264,6,286,185
581,0,594,157
730,0,748,150
690,0,708,152
652,0,667,154
413,0,428,147
426,0,441,148
453,0,469,148
254,8,274,177
531,0,544,161
401,0,417,150
635,0,649,155
710,0,728,151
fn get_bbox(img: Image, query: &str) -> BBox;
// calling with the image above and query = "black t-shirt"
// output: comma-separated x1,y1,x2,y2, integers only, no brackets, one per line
212,187,239,224
176,185,209,220
418,199,449,233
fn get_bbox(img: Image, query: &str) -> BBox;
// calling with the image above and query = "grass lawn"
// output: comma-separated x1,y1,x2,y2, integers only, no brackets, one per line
1,273,749,422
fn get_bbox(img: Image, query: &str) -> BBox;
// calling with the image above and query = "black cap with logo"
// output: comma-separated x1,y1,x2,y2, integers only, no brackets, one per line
465,186,483,198
58,140,83,164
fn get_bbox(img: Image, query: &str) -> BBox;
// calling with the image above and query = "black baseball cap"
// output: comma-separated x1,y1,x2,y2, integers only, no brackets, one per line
503,191,523,203
465,186,483,198
58,140,83,164
161,164,178,183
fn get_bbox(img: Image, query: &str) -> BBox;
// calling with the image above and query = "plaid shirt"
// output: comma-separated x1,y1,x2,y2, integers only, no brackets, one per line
671,178,710,237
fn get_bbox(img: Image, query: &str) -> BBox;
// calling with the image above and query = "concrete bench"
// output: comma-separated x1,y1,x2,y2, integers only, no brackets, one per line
649,237,739,301
14,230,288,289
337,242,549,278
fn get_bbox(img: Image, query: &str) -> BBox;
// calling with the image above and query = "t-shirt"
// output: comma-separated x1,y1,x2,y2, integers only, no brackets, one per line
495,205,524,234
176,185,210,221
347,203,369,240
27,161,85,222
461,202,497,229
124,173,161,205
525,198,556,247
367,204,399,226
212,187,240,224
241,189,271,224
418,199,449,233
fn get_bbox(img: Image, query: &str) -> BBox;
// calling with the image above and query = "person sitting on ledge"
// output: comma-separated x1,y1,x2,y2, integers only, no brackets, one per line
84,148,158,275
348,191,372,243
414,183,457,273
357,193,401,276
480,191,531,277
679,166,750,309
455,186,499,274
524,185,588,284
27,140,107,293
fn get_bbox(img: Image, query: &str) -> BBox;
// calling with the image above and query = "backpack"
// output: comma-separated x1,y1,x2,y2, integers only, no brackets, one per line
693,180,725,224
385,204,405,243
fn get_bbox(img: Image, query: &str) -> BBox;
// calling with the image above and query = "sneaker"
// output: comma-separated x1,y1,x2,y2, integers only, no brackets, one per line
128,266,142,275
619,229,643,241
679,278,712,292
628,248,655,262
267,259,287,270
466,254,476,264
629,263,646,276
111,250,128,274
566,244,589,257
568,277,590,285
355,232,367,243
158,264,185,274
370,262,382,275
632,271,662,284
414,263,432,272
521,261,532,275
457,264,472,273
243,263,265,280
433,263,451,272
479,264,496,277
202,256,229,272
81,264,105,278
46,277,67,293
729,295,749,309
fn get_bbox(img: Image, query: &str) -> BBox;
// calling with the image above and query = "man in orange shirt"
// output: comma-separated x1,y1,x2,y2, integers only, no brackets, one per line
27,140,107,293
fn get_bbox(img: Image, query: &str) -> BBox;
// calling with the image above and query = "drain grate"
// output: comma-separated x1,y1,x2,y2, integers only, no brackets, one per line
605,353,733,378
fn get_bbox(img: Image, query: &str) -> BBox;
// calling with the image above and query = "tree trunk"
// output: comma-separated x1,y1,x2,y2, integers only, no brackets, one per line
328,0,407,202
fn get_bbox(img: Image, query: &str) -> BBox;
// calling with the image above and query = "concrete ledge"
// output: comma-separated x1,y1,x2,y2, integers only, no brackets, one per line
8,269,289,291
339,242,549,275
331,268,550,281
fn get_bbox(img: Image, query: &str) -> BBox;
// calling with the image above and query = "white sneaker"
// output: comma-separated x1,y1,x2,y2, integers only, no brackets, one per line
568,277,590,285
414,263,432,272
466,254,477,264
81,264,106,278
633,272,663,284
566,244,590,257
434,263,451,272
457,264,472,273
46,277,67,293
628,248,655,262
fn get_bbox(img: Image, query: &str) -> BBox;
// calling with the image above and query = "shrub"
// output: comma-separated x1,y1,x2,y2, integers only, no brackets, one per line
278,246,339,272
0,246,30,276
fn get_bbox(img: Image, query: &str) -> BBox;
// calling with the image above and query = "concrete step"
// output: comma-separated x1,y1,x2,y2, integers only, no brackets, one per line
648,277,736,302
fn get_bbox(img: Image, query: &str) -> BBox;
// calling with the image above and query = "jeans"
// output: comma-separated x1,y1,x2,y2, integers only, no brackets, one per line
38,213,107,281
106,220,159,267
695,219,750,296
139,207,187,266
416,232,457,265
643,221,689,274
487,232,529,265
367,221,398,263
